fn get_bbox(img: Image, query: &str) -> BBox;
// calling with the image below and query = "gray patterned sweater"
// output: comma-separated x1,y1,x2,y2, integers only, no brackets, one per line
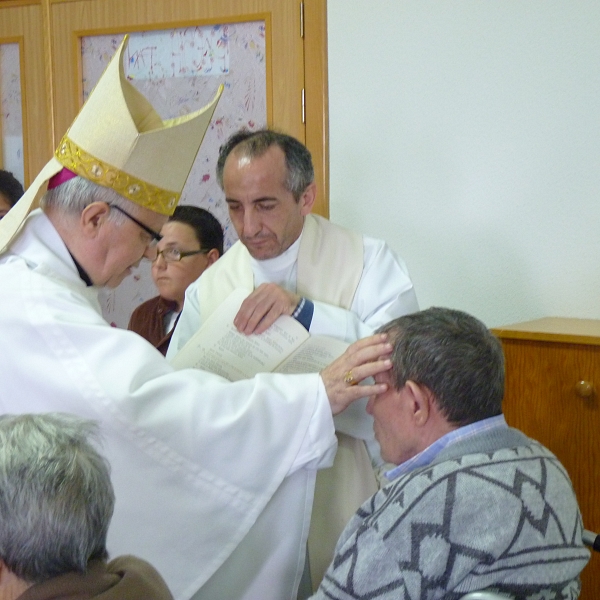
312,427,590,600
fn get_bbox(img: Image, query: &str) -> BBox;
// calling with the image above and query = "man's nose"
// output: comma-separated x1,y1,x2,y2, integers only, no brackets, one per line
242,209,261,237
152,251,168,269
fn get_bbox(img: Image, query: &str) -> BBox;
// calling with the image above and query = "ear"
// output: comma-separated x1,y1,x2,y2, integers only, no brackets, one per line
80,201,111,238
299,181,317,216
205,248,220,266
404,380,433,427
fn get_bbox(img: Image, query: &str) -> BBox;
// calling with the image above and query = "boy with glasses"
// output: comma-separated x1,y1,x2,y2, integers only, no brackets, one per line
128,205,223,355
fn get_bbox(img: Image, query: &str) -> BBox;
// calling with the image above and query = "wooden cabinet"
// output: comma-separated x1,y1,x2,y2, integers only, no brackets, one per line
492,318,600,597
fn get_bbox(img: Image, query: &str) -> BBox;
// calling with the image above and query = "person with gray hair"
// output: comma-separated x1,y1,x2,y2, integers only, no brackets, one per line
0,413,172,600
312,307,590,600
215,129,315,199
0,39,392,600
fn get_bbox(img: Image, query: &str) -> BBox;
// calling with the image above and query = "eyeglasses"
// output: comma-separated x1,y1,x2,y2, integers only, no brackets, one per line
153,247,210,263
109,204,163,246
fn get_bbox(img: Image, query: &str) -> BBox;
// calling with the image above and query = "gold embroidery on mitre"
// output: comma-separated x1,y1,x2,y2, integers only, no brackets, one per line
55,136,179,215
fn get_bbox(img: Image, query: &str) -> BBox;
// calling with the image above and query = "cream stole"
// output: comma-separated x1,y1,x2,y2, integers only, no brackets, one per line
197,214,378,591
198,213,364,319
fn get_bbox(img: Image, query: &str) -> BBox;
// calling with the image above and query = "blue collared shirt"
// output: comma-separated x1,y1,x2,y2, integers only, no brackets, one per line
385,414,508,481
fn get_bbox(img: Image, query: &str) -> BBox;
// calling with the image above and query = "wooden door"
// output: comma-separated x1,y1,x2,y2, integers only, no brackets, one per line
0,1,52,187
0,0,327,209
42,0,327,326
47,0,327,213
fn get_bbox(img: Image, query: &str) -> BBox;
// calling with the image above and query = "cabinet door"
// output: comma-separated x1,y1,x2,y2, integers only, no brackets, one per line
502,338,600,597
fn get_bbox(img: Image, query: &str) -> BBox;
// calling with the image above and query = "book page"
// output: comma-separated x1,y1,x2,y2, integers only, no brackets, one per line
274,336,349,374
170,288,310,381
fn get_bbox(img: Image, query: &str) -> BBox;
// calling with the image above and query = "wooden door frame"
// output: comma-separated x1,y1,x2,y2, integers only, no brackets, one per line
303,0,329,217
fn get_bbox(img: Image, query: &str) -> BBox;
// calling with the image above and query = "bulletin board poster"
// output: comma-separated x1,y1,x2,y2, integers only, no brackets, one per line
81,23,267,327
0,43,25,187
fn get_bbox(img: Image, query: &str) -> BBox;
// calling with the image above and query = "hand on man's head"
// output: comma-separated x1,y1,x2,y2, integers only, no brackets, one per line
321,334,392,415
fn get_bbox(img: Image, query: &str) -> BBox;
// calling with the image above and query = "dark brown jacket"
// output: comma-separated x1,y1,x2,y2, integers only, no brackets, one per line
127,296,179,356
18,556,173,600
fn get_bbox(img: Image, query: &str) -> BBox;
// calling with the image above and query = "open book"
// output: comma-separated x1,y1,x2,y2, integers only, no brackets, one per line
170,288,349,381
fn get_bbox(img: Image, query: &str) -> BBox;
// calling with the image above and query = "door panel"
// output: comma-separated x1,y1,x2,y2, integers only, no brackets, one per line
50,0,305,145
80,23,268,251
0,2,51,187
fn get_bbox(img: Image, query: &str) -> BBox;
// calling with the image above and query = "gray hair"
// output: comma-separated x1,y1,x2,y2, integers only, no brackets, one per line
0,413,115,584
378,307,505,426
40,176,133,225
215,129,314,201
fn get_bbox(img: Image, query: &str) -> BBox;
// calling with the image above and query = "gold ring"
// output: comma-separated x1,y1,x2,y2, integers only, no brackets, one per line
344,370,358,386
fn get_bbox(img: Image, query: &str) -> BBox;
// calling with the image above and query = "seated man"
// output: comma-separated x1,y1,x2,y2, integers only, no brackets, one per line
313,307,590,600
128,205,223,355
0,412,173,600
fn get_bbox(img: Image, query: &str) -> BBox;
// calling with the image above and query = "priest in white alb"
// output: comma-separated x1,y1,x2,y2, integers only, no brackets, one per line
169,129,420,597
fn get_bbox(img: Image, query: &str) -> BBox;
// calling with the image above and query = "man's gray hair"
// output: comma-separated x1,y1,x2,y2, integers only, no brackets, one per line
40,176,132,224
215,129,314,201
378,307,505,426
0,413,115,584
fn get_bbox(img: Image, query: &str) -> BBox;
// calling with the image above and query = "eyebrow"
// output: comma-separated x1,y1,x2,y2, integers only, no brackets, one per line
226,197,279,204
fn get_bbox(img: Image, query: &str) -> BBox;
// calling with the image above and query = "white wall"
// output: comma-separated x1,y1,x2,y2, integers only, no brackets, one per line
327,1,600,327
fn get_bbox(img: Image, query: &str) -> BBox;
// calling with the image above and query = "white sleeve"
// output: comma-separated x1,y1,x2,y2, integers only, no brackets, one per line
290,376,338,473
351,237,419,328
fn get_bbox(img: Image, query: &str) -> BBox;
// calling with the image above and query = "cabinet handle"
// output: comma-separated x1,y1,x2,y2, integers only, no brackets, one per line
575,380,594,398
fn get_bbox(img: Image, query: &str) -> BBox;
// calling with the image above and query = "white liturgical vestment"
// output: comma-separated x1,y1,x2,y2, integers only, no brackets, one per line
170,214,419,596
0,210,338,600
